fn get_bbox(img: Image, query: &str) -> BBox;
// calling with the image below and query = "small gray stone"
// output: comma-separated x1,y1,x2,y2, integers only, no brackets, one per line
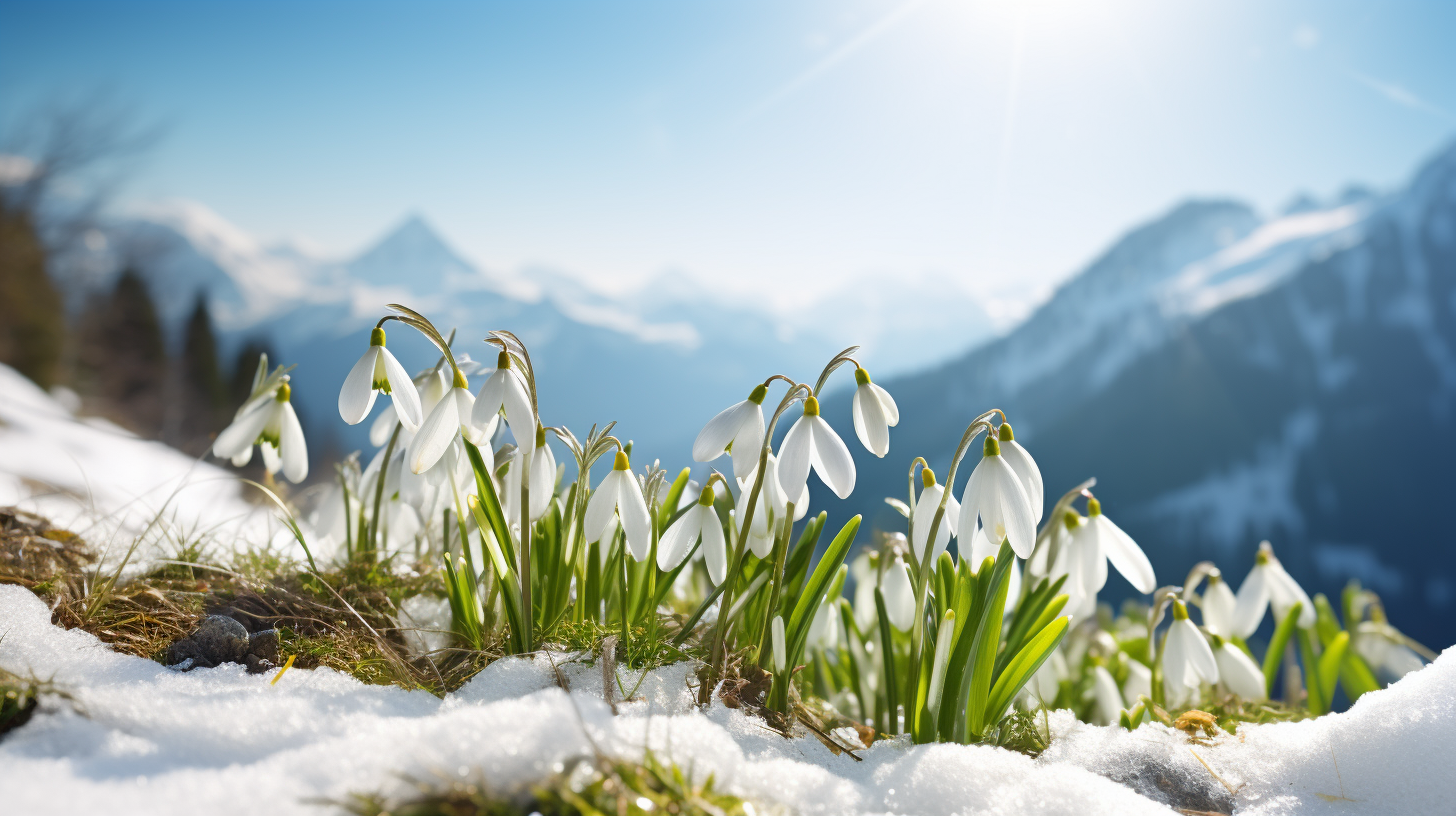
167,615,251,669
246,629,279,663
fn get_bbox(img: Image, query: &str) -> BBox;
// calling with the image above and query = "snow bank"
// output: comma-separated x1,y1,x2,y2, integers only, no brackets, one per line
0,363,284,565
2,585,1452,815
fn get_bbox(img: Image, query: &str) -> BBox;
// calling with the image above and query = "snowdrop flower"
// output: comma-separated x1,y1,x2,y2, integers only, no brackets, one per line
584,450,652,561
1200,571,1238,636
693,384,767,479
1232,542,1315,636
407,369,477,474
996,423,1043,523
1162,599,1219,704
956,435,1035,558
338,327,423,431
471,350,534,445
1211,636,1266,700
850,551,880,630
910,468,959,565
501,427,558,522
213,381,308,483
1123,659,1152,704
734,481,775,559
659,484,727,583
1355,623,1427,682
771,615,787,674
882,555,915,631
850,367,898,457
1091,665,1125,726
808,595,840,650
778,396,856,500
1068,497,1157,596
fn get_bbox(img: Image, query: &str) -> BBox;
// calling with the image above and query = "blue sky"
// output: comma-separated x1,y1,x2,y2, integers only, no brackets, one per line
3,0,1454,320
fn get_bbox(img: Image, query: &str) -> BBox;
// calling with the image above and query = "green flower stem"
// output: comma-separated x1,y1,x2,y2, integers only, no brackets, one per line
367,423,402,564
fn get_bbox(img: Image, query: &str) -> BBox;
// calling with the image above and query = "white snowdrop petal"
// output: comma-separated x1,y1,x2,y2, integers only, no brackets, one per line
1092,666,1125,726
407,391,461,474
910,484,944,563
748,530,774,559
851,386,890,457
1162,621,1190,689
1233,565,1271,638
969,524,998,566
1216,643,1266,700
618,476,653,562
380,348,424,430
1184,621,1220,683
700,507,727,585
809,416,856,499
503,373,535,444
693,400,749,462
279,402,309,483
776,417,814,504
883,561,915,631
1001,439,1044,524
657,511,697,571
584,473,622,543
1268,562,1316,628
1202,580,1237,636
729,404,766,479
1124,660,1152,703
1074,521,1109,595
869,382,899,425
370,403,398,447
213,401,273,460
339,347,381,425
260,441,282,476
230,446,253,467
1096,515,1156,594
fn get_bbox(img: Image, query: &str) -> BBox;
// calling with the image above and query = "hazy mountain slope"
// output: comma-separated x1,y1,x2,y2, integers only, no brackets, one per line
821,142,1456,648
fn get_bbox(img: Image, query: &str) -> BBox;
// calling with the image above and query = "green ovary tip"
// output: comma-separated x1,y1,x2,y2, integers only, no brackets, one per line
370,326,386,346
921,467,936,488
999,422,1014,441
804,396,820,417
614,450,631,471
748,383,767,404
983,435,1000,456
1172,599,1189,620
275,382,291,402
1086,497,1101,516
854,367,870,386
497,350,511,369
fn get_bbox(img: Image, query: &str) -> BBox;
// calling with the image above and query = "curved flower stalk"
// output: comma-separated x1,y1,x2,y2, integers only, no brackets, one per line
957,434,1036,559
1162,599,1219,705
850,367,898,457
339,326,423,431
778,396,856,500
585,450,652,561
659,480,728,583
910,467,959,565
213,373,308,484
1232,541,1315,635
693,385,767,479
996,423,1043,524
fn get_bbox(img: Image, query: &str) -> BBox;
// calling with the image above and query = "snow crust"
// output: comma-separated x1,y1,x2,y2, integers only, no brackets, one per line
0,363,287,566
2,583,1452,815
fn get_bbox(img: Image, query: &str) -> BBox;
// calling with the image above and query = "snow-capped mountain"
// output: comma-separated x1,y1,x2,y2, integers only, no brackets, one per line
53,204,998,470
825,140,1456,649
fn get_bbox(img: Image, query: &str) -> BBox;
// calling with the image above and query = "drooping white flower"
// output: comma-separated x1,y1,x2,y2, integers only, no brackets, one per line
1067,497,1157,595
693,384,767,479
338,326,423,431
500,427,558,522
1162,599,1219,705
1354,622,1428,683
1123,659,1152,704
1200,571,1238,636
471,350,534,445
850,551,879,630
659,484,727,583
881,556,915,631
778,396,856,500
734,480,775,559
771,615,787,673
996,423,1043,524
584,450,652,561
850,367,898,458
910,467,960,565
1091,665,1125,726
1212,637,1266,700
406,368,480,475
956,434,1035,558
1232,542,1315,636
807,595,841,650
213,381,308,483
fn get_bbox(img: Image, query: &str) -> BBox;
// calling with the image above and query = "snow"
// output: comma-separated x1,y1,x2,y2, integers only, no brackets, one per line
2,582,1452,815
0,363,287,567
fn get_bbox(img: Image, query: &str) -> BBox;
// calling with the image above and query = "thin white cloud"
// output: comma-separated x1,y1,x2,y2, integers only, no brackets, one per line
1292,24,1320,50
1351,71,1455,122
738,0,925,124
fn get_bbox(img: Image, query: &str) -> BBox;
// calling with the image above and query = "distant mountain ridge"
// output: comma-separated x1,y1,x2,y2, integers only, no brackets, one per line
820,140,1456,649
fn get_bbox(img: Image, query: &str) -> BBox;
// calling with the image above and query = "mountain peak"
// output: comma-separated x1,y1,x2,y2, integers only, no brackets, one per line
346,213,479,293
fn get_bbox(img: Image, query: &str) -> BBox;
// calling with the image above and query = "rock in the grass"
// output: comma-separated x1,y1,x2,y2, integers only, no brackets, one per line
167,615,279,674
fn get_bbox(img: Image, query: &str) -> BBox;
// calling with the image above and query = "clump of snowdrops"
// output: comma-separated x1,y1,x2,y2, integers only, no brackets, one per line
212,304,1433,743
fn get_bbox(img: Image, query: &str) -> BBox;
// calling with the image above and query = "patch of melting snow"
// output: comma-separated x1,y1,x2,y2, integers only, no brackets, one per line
1,585,1452,815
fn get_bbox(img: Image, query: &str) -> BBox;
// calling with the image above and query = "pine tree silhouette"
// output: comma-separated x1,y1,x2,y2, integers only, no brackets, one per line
0,209,65,389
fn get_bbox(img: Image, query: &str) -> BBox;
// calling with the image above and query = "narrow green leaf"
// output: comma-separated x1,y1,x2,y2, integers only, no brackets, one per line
785,515,861,667
875,586,900,736
985,615,1069,724
1262,601,1303,697
463,439,516,567
965,539,1015,738
1299,627,1325,715
1317,630,1349,707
